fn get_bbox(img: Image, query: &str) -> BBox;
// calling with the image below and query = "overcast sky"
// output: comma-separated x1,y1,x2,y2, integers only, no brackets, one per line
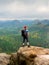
0,0,49,20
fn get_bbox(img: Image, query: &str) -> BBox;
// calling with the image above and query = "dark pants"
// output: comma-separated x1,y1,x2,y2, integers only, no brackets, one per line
23,36,29,43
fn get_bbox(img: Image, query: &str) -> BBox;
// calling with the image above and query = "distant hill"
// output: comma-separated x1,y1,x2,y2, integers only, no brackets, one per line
0,19,49,27
29,23,49,32
0,19,49,53
0,19,49,34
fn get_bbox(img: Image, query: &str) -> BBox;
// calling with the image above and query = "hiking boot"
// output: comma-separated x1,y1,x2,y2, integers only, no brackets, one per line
22,43,25,47
28,45,30,47
27,42,30,47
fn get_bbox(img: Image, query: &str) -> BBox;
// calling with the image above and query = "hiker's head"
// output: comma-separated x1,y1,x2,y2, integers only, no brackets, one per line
24,26,27,30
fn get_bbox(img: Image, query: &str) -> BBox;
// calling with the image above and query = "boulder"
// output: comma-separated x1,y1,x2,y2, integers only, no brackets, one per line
5,46,49,65
0,53,10,65
17,46,49,65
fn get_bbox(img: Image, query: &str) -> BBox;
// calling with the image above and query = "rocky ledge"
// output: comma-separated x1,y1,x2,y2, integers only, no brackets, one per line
9,46,49,65
1,46,49,65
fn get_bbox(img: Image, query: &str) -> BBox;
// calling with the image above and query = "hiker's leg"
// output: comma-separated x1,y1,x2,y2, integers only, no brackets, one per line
26,37,30,47
22,37,25,46
23,37,25,43
26,37,28,42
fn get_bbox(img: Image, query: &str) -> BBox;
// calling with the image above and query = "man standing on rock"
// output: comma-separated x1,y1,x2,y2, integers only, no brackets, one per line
21,26,30,47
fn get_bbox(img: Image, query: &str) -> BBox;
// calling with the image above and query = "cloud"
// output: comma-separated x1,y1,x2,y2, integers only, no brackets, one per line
0,0,49,19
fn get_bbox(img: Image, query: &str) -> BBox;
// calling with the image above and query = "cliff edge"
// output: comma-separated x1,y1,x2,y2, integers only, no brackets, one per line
9,46,49,65
1,46,49,65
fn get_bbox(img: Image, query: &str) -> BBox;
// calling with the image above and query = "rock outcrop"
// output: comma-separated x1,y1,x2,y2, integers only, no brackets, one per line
0,53,10,65
1,46,49,65
9,46,49,65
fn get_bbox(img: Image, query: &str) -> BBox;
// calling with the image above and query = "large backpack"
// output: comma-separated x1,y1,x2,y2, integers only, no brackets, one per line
21,30,28,37
21,30,24,36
